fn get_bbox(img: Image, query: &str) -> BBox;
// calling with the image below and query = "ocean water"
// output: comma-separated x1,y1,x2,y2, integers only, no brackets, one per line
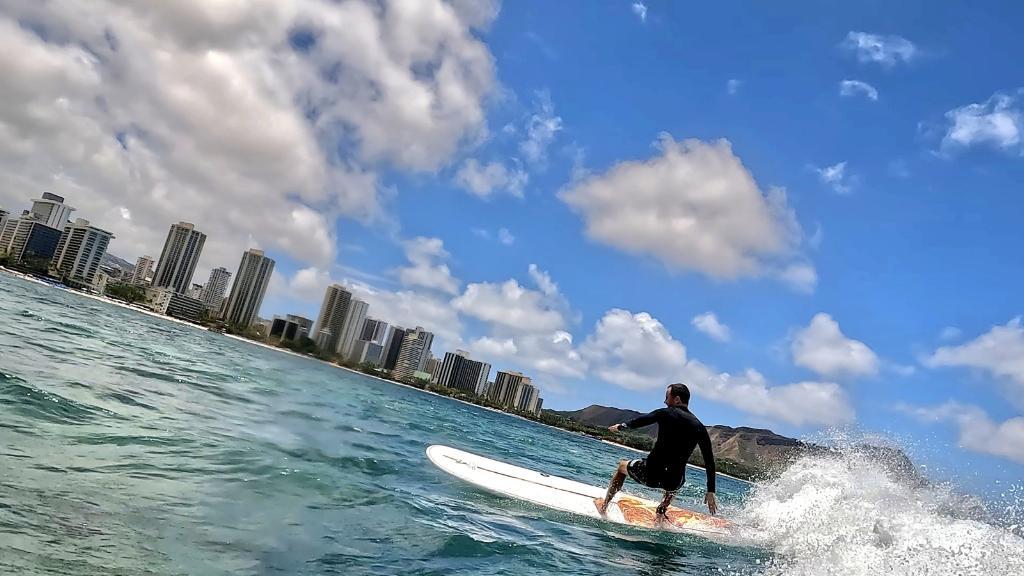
1,272,1022,576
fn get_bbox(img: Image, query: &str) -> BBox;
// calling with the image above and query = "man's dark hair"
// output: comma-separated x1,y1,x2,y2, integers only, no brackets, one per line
667,383,690,404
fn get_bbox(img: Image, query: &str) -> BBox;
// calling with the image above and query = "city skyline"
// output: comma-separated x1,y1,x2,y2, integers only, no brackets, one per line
3,0,1024,487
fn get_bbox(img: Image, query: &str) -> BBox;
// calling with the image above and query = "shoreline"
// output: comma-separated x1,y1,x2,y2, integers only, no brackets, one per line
2,268,750,484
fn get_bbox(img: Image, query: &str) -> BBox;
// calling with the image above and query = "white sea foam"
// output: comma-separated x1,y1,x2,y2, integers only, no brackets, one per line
734,449,1024,576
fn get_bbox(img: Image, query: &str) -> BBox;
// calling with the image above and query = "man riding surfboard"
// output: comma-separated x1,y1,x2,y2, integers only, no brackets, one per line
598,383,718,522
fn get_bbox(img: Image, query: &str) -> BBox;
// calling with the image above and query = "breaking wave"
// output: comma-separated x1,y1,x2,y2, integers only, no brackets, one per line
734,447,1024,576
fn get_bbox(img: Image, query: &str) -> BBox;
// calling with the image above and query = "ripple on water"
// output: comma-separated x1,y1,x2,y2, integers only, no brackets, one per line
0,378,122,426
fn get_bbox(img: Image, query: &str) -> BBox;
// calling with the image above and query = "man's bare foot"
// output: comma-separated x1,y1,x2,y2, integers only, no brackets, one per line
595,498,610,515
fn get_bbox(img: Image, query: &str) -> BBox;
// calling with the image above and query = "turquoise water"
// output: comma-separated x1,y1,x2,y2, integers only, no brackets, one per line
0,274,759,575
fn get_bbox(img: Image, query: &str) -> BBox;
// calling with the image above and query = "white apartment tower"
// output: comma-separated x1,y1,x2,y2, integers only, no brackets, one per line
223,249,275,327
51,219,115,285
313,284,352,354
200,267,232,311
131,255,154,285
392,327,434,381
153,222,206,294
29,193,76,229
337,299,369,359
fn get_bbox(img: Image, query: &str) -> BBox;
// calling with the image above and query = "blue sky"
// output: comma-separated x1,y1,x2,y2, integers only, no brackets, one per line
2,0,1023,489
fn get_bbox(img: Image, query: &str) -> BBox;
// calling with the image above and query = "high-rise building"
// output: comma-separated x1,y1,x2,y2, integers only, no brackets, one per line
0,218,62,265
515,382,540,412
130,255,154,285
359,318,390,345
489,371,532,408
313,284,352,354
0,194,75,266
382,326,407,370
152,222,206,294
1,217,60,264
51,219,115,285
199,267,231,311
392,327,434,381
0,209,9,235
28,193,76,229
222,249,275,327
436,350,491,395
269,314,313,343
337,299,369,359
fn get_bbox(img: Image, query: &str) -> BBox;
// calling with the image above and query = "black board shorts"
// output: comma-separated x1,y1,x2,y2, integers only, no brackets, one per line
626,459,676,492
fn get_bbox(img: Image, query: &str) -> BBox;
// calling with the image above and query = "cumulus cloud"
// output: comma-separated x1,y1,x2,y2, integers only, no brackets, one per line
942,90,1022,153
459,265,584,385
454,159,528,198
683,362,855,427
0,0,497,278
776,261,818,294
350,281,464,348
469,331,586,380
396,237,460,295
814,161,854,194
691,312,731,343
792,313,880,378
841,31,918,67
903,402,1024,464
453,278,566,333
925,318,1024,388
727,78,742,95
582,309,687,391
560,135,811,286
839,80,879,101
582,309,853,426
528,263,558,296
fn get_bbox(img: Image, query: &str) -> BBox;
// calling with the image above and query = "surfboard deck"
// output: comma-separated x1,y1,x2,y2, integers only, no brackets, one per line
426,444,732,537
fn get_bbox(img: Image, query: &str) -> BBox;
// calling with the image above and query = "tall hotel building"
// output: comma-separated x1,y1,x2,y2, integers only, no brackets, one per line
222,249,275,327
152,222,206,294
392,327,434,381
436,350,491,395
51,219,114,285
200,266,232,312
313,284,352,354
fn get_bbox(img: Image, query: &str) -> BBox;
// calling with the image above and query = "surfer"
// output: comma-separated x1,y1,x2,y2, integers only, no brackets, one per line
598,383,718,521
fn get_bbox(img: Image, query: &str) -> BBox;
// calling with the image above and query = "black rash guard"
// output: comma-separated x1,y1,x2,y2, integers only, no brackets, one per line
621,406,716,493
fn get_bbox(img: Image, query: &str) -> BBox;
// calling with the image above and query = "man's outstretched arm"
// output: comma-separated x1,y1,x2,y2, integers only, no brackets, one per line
608,409,662,432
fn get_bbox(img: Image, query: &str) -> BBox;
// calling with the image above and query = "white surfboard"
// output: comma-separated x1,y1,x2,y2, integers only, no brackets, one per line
426,445,732,537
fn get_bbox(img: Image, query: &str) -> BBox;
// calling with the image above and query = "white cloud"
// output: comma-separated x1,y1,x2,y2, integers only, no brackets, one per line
839,80,879,101
939,326,962,341
942,90,1022,153
453,278,566,333
469,331,586,380
582,309,854,426
396,237,460,295
631,1,648,22
497,227,516,245
691,312,731,343
727,78,742,95
350,281,463,349
841,31,918,67
582,309,688,391
904,402,1024,464
777,261,818,294
519,91,563,165
528,263,558,296
925,318,1024,388
454,159,528,198
560,135,812,285
683,362,855,427
0,0,497,279
814,161,854,194
288,266,334,302
792,313,880,378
